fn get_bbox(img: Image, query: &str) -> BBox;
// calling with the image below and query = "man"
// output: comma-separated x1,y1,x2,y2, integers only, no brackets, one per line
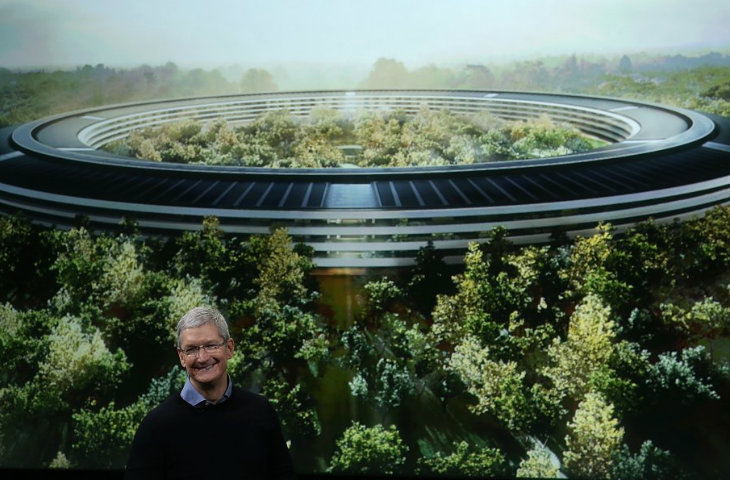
125,306,295,479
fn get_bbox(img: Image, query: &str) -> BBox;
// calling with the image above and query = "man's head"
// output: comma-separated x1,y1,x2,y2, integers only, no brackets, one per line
176,307,234,392
176,306,230,348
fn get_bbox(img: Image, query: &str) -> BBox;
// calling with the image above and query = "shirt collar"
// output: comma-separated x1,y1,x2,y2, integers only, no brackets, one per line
180,374,233,407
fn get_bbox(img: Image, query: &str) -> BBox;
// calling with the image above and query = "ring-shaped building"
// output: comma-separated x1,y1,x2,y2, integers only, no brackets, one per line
1,90,728,267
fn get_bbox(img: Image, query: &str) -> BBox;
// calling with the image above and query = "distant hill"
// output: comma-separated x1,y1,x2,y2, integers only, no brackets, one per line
633,52,730,71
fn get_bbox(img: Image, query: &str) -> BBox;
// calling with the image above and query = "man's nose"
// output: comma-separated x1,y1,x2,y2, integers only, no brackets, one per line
195,347,210,360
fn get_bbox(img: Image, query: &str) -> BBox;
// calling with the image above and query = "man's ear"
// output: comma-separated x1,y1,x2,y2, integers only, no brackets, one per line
226,338,235,359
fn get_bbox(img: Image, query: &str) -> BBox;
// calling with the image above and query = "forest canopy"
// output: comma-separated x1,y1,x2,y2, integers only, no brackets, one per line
0,207,728,478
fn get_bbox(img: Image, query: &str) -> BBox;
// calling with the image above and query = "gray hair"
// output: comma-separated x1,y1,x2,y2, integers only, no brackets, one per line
176,306,230,348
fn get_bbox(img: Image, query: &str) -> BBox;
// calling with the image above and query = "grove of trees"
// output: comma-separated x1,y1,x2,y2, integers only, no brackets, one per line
0,205,728,478
103,108,601,168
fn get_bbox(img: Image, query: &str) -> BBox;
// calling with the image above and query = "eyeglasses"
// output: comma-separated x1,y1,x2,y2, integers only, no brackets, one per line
178,340,227,358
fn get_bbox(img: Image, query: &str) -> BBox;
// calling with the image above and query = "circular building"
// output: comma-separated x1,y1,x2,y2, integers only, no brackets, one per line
1,90,728,267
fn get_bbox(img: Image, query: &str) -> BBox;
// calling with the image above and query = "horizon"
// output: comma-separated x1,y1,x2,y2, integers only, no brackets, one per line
1,0,728,73
2,45,729,72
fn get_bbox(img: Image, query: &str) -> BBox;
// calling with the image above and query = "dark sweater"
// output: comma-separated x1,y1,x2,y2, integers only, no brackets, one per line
125,387,295,480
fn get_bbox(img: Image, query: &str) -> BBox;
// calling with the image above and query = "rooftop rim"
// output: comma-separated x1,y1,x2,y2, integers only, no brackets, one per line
10,89,716,181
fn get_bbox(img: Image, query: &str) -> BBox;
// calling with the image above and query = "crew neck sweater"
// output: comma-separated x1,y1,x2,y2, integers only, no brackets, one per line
125,386,295,480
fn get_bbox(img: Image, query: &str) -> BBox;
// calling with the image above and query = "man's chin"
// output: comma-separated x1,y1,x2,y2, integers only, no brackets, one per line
191,365,220,384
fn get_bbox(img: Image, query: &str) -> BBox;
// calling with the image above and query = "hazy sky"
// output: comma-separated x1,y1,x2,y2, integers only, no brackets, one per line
1,0,728,69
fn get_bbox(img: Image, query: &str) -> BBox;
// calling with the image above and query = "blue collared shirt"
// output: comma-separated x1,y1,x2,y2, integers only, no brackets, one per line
180,374,233,407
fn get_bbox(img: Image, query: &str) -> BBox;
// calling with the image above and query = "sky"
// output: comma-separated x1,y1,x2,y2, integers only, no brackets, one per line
0,0,728,69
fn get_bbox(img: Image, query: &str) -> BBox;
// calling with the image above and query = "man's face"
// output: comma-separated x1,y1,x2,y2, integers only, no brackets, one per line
177,322,234,389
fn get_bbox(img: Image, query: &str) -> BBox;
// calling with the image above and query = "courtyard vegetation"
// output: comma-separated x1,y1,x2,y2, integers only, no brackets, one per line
102,108,602,168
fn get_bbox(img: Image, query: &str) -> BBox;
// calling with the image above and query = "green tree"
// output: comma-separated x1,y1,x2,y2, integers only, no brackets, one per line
610,441,675,480
561,223,635,310
448,336,534,431
564,392,623,479
51,227,107,309
407,241,453,314
0,214,58,308
98,238,147,311
228,229,326,440
250,228,314,307
341,310,440,413
516,441,561,478
291,134,345,167
432,236,527,349
363,277,403,318
328,422,408,475
459,64,496,89
240,68,278,93
660,296,730,342
541,294,616,399
71,367,186,468
409,64,457,89
360,58,410,89
646,346,727,405
0,311,129,467
418,440,506,477
618,55,633,74
259,375,321,438
173,216,236,292
36,317,129,411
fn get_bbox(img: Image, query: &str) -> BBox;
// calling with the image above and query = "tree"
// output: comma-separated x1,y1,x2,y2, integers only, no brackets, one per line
354,110,405,166
349,356,413,410
0,311,130,467
362,277,403,318
291,134,344,168
36,317,129,410
0,214,58,308
257,375,321,438
460,64,496,89
432,237,526,348
341,311,440,414
611,441,675,480
227,229,325,441
360,58,410,89
51,227,107,309
240,68,278,93
555,55,580,87
448,336,534,431
516,441,561,478
564,392,623,479
407,241,453,314
619,55,633,74
670,205,730,279
98,238,147,311
409,64,456,89
0,303,46,386
646,346,726,405
418,440,506,477
173,216,236,293
71,367,186,468
250,228,314,307
660,296,730,342
328,422,408,475
561,223,635,310
541,294,616,399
